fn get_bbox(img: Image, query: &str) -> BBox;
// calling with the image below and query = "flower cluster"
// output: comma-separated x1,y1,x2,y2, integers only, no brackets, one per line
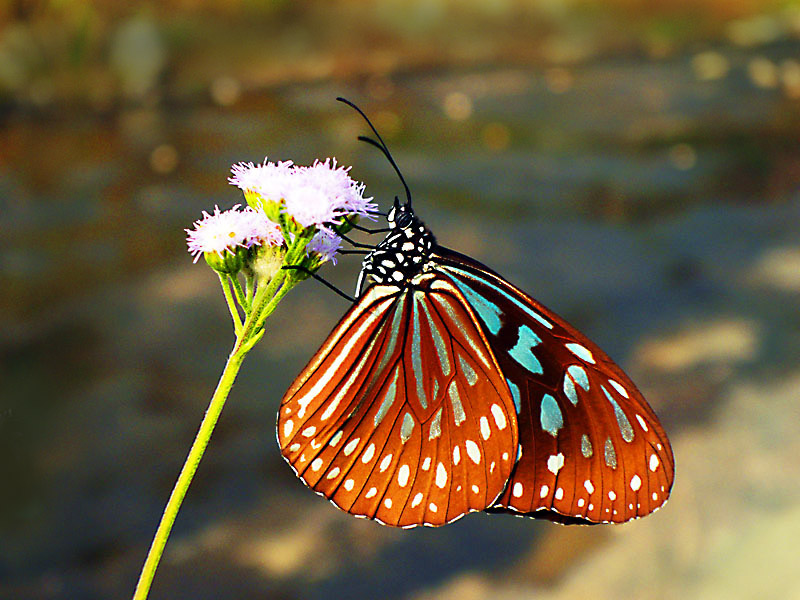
187,157,375,274
186,205,282,263
228,157,377,231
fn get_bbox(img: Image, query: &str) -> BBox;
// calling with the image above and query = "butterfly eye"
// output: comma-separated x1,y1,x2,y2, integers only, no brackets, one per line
396,209,413,229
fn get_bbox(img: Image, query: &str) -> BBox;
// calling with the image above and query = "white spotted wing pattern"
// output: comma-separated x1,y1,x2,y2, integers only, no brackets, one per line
436,248,675,524
278,274,519,527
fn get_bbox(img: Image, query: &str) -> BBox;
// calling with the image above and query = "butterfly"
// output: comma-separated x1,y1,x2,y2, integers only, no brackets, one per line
276,100,674,528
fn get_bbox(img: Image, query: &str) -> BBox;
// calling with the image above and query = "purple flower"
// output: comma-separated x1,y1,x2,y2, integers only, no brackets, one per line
228,159,295,202
186,205,283,262
307,229,343,265
228,157,377,229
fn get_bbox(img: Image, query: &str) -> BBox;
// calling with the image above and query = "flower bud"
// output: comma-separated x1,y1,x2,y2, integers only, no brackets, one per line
204,245,254,275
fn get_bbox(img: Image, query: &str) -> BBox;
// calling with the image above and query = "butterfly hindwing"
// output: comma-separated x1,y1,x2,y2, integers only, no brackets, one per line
278,274,519,527
436,248,675,524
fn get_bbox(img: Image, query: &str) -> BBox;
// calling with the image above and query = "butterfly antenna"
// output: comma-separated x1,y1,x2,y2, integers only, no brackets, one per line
336,96,412,208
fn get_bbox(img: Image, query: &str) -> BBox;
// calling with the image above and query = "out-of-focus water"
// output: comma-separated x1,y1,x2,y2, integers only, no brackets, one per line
2,5,800,599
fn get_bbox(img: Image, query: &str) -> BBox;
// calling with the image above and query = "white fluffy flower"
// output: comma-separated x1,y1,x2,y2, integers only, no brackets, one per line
186,205,282,262
229,157,377,229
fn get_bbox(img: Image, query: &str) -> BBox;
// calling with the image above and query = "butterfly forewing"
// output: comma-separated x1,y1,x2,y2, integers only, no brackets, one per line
278,274,519,527
436,249,675,524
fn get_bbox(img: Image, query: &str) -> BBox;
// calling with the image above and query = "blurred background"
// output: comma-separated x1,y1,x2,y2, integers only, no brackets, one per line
2,1,800,598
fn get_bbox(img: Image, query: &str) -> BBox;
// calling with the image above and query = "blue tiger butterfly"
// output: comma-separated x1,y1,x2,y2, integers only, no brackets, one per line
277,99,674,528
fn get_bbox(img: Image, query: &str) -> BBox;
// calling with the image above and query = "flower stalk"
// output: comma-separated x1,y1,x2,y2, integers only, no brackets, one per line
133,157,376,599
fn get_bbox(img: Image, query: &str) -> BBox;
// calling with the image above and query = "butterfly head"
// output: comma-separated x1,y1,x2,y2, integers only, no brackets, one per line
356,198,436,295
387,196,414,230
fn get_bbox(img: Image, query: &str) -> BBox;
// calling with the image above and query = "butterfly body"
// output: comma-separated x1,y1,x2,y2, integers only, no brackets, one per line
278,198,674,527
355,202,436,294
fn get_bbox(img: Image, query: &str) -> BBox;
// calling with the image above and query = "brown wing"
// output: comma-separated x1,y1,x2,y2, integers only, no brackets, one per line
436,248,675,524
278,274,519,527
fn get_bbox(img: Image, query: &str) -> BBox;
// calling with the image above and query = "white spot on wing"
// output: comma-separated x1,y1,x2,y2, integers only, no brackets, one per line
480,416,491,440
565,342,596,364
379,454,393,472
636,414,649,432
649,453,660,471
326,467,340,479
608,490,617,501
490,404,507,430
608,379,629,398
361,443,376,463
344,479,355,491
283,420,294,438
411,493,423,507
577,498,585,507
288,443,300,452
384,498,392,509
311,458,323,471
436,463,448,488
343,438,360,456
465,440,481,464
329,430,343,447
513,483,524,498
422,457,431,471
584,479,595,494
539,485,548,498
429,502,438,513
398,464,410,487
453,445,461,465
630,474,642,491
365,487,377,498
547,453,565,475
471,485,480,494
555,487,564,500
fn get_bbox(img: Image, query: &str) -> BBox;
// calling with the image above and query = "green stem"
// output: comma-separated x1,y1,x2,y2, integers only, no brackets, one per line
218,274,242,334
133,236,312,600
230,275,247,310
245,272,255,307
132,344,246,600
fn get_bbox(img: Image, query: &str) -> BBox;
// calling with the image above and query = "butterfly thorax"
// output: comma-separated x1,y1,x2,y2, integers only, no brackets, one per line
358,203,436,291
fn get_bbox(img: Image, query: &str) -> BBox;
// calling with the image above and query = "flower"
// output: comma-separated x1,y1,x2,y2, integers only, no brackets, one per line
228,159,295,202
307,229,343,265
228,157,377,230
186,205,283,263
246,207,284,248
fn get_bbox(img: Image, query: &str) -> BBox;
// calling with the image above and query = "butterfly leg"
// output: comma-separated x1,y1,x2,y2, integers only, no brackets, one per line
281,266,355,302
342,216,390,235
339,233,379,250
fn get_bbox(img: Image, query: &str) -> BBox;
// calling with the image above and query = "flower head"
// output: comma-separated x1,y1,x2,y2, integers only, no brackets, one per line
228,159,295,203
186,205,283,264
307,228,343,265
229,157,377,230
246,206,284,247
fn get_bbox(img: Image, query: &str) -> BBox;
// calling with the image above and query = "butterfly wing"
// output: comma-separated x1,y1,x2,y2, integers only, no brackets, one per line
278,275,519,527
435,248,675,524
